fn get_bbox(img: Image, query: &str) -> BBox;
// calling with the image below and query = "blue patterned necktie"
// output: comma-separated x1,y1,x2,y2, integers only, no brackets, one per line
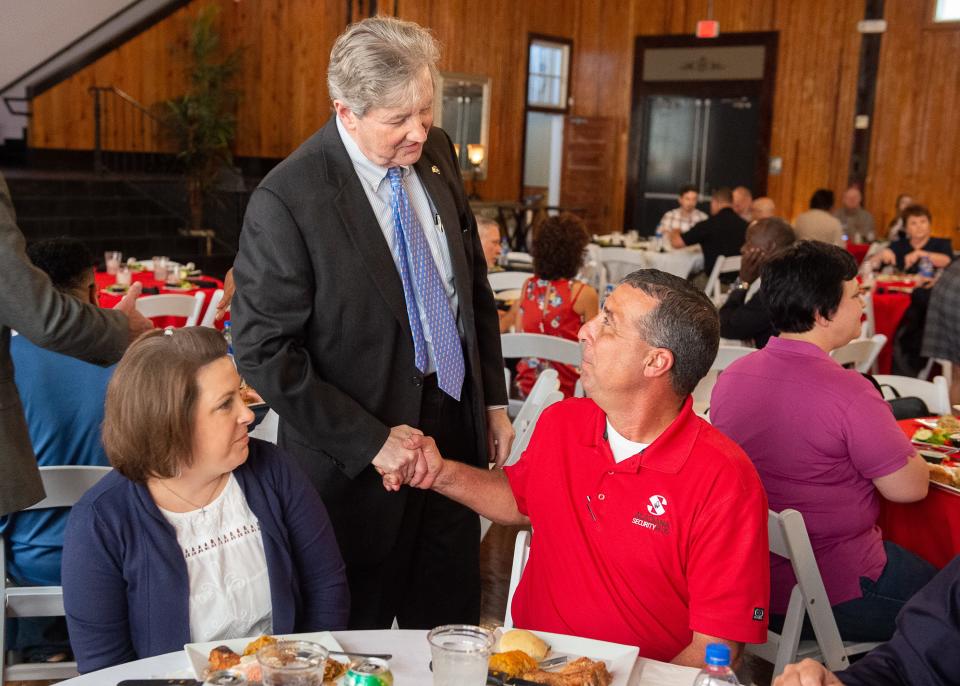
386,167,464,400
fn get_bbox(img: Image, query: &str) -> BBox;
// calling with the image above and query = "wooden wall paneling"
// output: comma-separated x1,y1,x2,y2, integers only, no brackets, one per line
867,0,960,241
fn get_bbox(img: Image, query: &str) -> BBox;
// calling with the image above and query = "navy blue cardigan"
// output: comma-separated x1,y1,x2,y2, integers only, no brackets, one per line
62,439,350,673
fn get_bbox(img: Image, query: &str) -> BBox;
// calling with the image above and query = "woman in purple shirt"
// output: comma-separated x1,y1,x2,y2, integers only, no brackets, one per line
711,240,935,643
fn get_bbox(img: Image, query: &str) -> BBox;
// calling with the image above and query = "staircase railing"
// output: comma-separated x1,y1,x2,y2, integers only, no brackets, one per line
88,85,246,256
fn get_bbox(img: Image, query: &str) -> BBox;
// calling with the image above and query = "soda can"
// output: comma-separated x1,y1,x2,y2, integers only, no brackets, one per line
203,671,247,686
345,657,394,685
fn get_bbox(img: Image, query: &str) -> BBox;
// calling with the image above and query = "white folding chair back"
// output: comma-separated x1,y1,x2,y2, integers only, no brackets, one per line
692,345,756,420
504,530,532,628
598,246,647,284
1,465,112,682
746,509,879,678
578,244,608,294
705,255,742,305
859,290,876,338
830,334,887,373
919,358,952,383
501,333,583,416
199,289,225,327
248,409,279,444
135,292,205,327
873,374,951,415
489,271,530,292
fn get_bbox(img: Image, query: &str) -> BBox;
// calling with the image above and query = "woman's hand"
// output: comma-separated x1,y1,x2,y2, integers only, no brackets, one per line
903,249,924,270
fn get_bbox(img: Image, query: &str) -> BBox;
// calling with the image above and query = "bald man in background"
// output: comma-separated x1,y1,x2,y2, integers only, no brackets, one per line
752,197,775,220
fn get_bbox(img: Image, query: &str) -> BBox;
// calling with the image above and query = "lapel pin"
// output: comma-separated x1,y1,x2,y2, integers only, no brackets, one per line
431,165,440,174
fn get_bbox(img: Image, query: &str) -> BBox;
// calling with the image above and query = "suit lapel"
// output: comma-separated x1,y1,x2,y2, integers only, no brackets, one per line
414,150,472,311
321,123,412,336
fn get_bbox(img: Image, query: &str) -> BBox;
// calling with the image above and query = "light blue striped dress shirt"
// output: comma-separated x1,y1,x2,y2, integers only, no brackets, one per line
336,117,459,374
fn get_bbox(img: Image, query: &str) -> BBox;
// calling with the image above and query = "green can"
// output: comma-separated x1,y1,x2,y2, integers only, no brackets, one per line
344,657,394,686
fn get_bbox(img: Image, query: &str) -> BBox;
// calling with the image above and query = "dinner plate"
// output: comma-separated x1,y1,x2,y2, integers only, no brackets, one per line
915,418,939,429
932,481,960,496
163,284,199,292
184,631,344,680
495,288,522,302
495,630,639,686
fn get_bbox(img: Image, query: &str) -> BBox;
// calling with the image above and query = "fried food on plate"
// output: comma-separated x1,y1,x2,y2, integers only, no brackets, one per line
243,634,278,656
522,657,613,686
489,649,538,678
208,645,241,671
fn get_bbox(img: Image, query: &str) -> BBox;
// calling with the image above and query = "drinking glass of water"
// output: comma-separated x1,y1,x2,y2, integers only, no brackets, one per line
257,640,327,686
427,624,494,686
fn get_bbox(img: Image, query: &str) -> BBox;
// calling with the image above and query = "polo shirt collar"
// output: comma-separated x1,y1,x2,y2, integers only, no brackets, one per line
583,396,701,475
335,116,411,193
766,336,832,361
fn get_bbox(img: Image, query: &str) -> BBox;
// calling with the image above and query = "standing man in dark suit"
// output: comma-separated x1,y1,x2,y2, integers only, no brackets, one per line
669,186,748,282
231,16,512,630
0,173,152,516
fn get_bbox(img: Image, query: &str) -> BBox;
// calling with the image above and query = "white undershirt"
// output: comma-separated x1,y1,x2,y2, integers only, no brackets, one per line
606,419,649,463
159,474,272,642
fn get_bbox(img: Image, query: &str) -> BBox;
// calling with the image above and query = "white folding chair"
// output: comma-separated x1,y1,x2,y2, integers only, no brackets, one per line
249,409,279,444
135,292,205,327
918,358,952,383
506,251,533,265
199,289,225,328
1,465,113,682
504,530,532,629
705,255,742,305
859,290,876,339
578,244,608,294
692,345,755,420
830,334,887,373
488,271,530,292
746,509,879,679
598,246,647,284
501,333,584,416
480,372,562,541
873,374,951,415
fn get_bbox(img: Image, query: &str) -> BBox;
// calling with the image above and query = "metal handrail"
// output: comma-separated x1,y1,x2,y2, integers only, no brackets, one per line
89,85,162,122
3,96,30,117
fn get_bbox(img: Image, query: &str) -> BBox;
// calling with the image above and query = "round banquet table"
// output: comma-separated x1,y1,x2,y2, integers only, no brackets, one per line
598,244,704,282
56,629,700,686
878,419,960,569
96,270,226,329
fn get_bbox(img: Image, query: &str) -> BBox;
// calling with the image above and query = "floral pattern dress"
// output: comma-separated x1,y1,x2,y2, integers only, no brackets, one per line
515,277,586,398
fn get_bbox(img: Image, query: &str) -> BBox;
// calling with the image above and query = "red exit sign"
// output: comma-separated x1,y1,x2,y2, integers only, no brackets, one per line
696,20,720,38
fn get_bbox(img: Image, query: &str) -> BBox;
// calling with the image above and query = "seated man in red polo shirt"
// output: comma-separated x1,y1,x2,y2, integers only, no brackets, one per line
405,269,770,667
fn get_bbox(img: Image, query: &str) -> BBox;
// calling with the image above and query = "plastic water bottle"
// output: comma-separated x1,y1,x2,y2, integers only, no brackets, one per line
653,229,664,252
222,320,234,356
692,644,740,685
918,255,934,278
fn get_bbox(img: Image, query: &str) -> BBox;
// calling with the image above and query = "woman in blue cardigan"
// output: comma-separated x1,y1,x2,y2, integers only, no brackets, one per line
62,327,349,673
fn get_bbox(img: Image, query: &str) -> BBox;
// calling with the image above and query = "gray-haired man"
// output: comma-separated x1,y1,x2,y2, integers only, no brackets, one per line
232,16,511,629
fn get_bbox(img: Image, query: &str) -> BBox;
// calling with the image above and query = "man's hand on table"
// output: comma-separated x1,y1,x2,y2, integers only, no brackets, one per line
372,425,425,492
773,659,842,686
114,282,154,343
487,407,515,468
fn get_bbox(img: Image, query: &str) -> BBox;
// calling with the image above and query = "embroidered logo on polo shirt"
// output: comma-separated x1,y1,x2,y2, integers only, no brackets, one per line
753,607,765,621
646,495,668,516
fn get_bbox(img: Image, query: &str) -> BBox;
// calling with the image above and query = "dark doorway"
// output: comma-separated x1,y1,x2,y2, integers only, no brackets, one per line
626,32,778,234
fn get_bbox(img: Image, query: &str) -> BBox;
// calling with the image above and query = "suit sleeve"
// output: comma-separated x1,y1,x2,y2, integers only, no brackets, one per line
231,187,390,477
0,176,127,364
718,289,770,344
62,501,137,673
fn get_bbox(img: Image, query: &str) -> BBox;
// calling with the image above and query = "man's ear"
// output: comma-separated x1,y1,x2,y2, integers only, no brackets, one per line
643,347,675,381
333,101,358,131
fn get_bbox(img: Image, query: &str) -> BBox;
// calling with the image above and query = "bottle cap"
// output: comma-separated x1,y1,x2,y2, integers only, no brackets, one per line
704,643,731,666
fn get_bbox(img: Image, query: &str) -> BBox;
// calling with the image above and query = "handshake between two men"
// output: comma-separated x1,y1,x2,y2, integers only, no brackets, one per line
370,410,516,493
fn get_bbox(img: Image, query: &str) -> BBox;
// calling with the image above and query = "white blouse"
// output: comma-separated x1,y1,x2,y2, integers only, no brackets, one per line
159,474,273,642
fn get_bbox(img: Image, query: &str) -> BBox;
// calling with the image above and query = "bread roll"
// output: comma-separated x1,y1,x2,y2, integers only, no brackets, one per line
499,629,550,661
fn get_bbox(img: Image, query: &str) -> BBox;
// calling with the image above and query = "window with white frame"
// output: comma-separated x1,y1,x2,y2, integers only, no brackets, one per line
527,39,571,110
934,0,960,22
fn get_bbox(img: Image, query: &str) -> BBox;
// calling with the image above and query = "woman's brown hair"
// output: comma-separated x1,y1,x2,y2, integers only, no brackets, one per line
532,213,590,281
102,327,228,483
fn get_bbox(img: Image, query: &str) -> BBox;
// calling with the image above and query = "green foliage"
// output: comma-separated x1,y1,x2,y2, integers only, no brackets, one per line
161,5,242,199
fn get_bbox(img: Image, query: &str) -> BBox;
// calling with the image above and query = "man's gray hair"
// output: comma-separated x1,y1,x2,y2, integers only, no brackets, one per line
619,270,719,397
328,16,440,117
475,215,500,235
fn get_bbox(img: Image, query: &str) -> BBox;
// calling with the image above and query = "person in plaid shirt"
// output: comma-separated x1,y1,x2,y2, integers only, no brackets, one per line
657,184,708,234
922,258,960,405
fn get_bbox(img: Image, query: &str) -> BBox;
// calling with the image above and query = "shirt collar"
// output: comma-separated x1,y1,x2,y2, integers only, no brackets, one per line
335,116,410,193
582,396,701,474
765,336,833,361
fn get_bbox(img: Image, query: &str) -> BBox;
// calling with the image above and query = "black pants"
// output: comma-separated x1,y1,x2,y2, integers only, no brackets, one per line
346,373,481,629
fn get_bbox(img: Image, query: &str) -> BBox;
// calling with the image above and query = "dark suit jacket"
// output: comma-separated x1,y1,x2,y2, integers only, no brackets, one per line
231,120,506,566
719,286,775,348
0,174,127,516
682,207,748,278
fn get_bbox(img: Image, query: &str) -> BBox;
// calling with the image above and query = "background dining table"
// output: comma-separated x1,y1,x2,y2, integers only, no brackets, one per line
95,270,225,328
55,629,701,686
878,418,960,569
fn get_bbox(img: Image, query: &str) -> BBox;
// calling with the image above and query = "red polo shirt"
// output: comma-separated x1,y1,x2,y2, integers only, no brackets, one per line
504,396,769,662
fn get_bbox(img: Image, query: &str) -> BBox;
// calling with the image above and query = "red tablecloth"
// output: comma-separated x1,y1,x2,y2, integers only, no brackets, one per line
96,270,226,329
846,243,870,265
878,419,960,569
872,291,911,373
